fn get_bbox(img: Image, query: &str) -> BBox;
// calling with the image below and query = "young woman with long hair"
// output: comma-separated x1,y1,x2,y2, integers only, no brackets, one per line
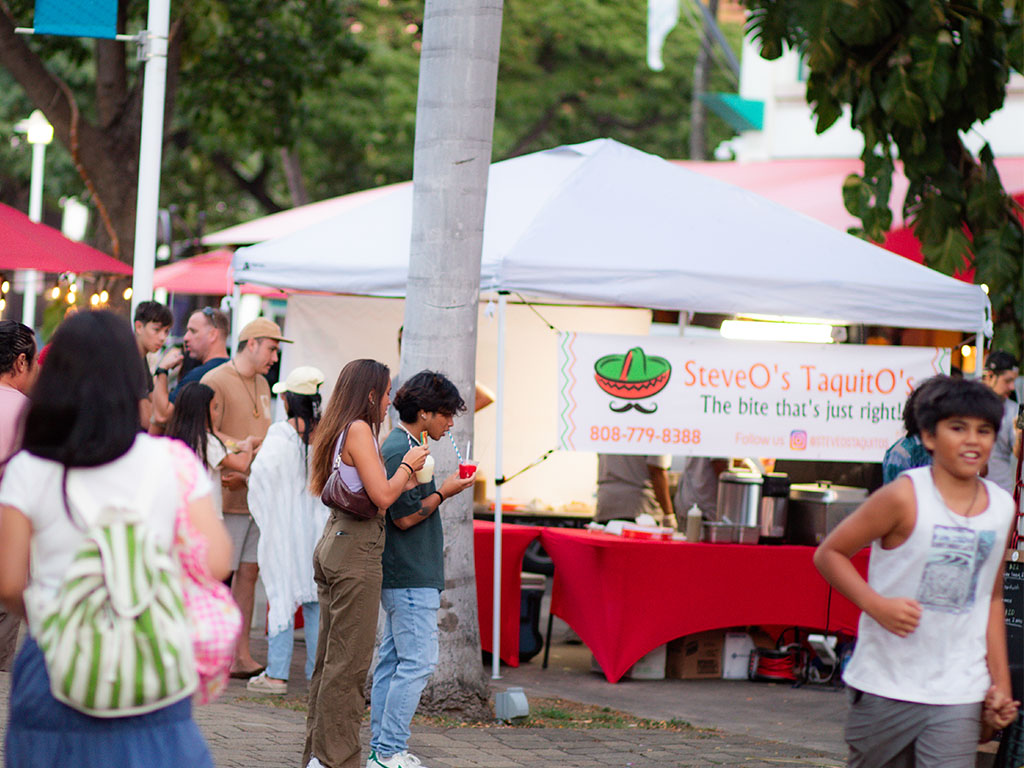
0,310,232,768
303,359,428,768
246,367,329,695
166,381,254,518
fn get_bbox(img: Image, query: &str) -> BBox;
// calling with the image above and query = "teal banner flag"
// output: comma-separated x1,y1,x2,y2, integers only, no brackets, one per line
34,0,117,39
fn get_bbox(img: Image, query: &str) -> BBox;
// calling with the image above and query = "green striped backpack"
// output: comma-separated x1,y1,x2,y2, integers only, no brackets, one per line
36,469,198,717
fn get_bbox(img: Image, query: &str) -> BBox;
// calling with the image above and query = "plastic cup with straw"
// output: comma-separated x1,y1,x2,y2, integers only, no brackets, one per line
452,433,478,478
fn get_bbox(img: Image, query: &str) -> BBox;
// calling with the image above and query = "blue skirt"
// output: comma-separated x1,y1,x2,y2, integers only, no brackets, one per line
5,637,213,768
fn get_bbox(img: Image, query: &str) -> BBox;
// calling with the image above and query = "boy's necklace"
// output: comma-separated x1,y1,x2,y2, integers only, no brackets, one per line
931,469,981,526
231,360,261,418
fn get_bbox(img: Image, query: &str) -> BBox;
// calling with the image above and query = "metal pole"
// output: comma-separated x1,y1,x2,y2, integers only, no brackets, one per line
491,291,507,680
131,0,171,315
21,140,46,327
230,282,242,352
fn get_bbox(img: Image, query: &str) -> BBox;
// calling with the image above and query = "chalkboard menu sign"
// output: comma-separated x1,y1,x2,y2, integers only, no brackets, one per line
1005,559,1024,703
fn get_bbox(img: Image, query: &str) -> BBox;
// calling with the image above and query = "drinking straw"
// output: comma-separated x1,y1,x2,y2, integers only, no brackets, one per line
448,432,463,463
420,430,428,446
466,439,472,460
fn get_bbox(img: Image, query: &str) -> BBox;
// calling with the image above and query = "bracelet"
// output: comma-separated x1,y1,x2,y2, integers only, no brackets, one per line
431,490,444,504
400,461,415,475
154,367,170,377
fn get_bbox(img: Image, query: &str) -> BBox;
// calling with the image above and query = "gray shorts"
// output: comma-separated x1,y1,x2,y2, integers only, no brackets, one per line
845,688,981,768
223,513,260,570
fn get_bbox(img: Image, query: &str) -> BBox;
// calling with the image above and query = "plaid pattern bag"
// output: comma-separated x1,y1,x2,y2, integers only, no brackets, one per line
36,462,198,717
170,440,242,704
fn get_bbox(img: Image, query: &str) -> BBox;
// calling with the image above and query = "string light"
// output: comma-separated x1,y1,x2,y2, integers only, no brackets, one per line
0,281,8,294
123,287,133,301
961,345,973,357
66,292,76,304
99,290,109,303
0,299,6,312
50,286,61,299
89,293,100,306
68,282,77,294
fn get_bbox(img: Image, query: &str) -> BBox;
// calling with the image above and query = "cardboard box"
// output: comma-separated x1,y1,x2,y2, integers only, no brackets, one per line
666,630,724,679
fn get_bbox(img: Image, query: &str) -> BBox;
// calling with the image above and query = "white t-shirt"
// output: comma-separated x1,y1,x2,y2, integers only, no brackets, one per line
843,467,1014,704
205,432,228,518
0,433,212,635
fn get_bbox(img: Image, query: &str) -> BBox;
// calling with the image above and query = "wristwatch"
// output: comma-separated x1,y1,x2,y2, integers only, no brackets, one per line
154,367,170,377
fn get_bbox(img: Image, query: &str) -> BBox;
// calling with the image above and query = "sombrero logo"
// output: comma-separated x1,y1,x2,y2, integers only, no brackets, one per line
790,430,808,451
594,346,671,414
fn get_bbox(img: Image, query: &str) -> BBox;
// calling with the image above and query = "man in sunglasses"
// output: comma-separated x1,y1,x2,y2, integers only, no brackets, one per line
150,306,231,431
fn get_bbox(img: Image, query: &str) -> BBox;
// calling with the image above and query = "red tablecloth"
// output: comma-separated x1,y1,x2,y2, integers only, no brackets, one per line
541,527,868,683
473,520,541,667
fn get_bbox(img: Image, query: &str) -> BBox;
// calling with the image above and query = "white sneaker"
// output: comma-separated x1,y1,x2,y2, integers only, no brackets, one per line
307,759,326,768
246,671,287,695
367,751,428,768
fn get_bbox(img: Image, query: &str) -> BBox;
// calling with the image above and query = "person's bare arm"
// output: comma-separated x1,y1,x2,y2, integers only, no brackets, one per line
647,465,674,526
150,347,184,433
392,471,475,531
814,477,922,637
983,545,1019,731
0,506,31,617
186,494,233,581
139,396,153,432
344,421,429,511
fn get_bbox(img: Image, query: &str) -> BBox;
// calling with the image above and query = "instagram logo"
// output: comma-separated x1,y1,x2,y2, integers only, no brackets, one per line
790,430,808,451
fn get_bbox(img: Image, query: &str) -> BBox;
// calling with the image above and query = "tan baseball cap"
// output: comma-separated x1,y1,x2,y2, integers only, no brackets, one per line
272,366,325,395
238,317,292,344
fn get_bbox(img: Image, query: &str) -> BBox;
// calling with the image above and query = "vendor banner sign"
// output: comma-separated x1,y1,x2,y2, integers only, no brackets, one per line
557,333,950,462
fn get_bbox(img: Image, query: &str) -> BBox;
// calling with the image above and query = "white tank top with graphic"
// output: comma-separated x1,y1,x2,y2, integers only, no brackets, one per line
842,466,1015,704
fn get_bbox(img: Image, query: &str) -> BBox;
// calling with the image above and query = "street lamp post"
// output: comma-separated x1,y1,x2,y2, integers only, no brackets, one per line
13,110,54,329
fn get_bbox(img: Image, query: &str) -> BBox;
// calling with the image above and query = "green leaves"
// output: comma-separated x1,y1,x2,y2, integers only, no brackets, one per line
744,0,1023,348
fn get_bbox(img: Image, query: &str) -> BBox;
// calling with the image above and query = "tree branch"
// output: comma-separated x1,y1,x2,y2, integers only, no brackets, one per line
211,152,283,214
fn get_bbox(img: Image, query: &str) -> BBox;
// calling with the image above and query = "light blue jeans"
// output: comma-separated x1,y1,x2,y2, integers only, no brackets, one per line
266,601,320,681
370,588,441,758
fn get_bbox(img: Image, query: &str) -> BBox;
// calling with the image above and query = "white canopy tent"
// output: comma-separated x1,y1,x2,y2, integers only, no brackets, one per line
234,138,990,334
233,137,990,678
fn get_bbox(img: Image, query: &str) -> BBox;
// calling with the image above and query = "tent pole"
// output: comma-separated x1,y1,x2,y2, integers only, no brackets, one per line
974,325,985,379
230,282,242,351
491,291,507,680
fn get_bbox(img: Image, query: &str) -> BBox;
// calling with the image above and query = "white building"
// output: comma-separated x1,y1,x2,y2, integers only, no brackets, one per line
721,38,1024,161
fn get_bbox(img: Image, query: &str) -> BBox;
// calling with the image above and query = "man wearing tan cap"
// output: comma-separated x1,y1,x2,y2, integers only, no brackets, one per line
202,317,292,678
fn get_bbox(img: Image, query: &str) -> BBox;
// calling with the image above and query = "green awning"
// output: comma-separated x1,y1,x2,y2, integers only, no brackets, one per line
700,93,764,132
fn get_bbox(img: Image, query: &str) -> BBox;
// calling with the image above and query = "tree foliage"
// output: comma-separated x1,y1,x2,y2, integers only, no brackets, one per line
2,0,741,259
746,0,1024,351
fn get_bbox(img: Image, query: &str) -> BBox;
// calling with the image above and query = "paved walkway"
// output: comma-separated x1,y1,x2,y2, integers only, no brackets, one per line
1,632,847,768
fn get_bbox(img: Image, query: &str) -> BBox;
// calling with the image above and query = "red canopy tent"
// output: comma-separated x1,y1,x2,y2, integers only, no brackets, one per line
0,203,131,274
152,249,284,297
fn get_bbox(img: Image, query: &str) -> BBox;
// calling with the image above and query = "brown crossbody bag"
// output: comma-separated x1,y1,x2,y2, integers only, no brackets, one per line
320,426,379,520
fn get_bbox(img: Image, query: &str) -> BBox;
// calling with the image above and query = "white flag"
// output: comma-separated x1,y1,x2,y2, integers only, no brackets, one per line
647,0,679,71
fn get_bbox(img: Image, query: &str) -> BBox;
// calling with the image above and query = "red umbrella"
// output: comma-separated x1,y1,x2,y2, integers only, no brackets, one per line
0,203,131,274
153,249,285,297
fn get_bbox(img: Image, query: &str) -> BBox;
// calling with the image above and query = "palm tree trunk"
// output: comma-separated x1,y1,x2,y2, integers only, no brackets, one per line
400,0,504,718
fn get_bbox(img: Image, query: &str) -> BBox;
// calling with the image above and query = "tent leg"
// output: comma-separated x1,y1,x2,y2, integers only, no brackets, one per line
492,291,507,680
229,282,242,352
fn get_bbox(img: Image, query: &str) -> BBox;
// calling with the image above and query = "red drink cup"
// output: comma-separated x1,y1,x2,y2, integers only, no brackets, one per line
459,461,478,479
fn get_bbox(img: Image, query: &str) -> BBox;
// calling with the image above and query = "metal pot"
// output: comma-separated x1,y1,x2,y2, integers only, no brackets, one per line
785,481,868,545
715,471,763,527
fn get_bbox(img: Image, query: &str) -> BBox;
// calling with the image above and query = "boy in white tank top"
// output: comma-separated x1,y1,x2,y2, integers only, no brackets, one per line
815,375,1019,767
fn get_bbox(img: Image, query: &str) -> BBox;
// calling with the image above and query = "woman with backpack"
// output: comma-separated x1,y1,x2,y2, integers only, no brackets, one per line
0,310,232,767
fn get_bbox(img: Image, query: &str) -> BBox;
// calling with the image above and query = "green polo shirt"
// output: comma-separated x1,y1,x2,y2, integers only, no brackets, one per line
380,427,444,591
